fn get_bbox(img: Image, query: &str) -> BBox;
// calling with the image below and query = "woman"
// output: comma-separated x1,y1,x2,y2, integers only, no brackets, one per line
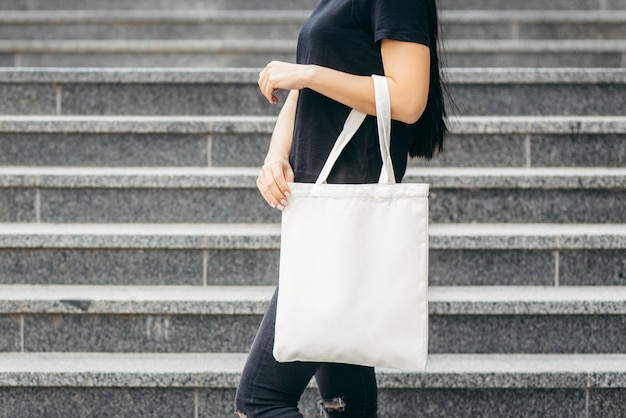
236,0,447,416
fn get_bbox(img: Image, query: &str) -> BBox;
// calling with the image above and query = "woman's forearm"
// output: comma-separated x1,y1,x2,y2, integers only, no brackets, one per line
256,89,298,209
264,89,298,165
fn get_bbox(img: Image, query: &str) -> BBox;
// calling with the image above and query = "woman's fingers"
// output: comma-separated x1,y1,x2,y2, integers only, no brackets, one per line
258,61,307,104
257,161,292,210
257,169,281,206
258,65,277,104
269,162,291,198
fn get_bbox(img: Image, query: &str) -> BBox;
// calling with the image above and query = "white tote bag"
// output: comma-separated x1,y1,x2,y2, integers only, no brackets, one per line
273,75,429,371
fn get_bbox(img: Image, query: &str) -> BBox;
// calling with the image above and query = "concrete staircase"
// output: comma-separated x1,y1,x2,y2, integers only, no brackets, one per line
1,9,626,67
0,1,625,417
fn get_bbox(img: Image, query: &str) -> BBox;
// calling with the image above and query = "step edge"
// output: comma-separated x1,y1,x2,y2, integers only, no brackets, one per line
0,166,624,190
0,285,624,315
0,223,624,250
0,67,624,84
0,352,624,389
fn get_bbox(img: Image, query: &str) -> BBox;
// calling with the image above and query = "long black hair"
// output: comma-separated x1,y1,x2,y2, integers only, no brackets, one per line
410,0,448,159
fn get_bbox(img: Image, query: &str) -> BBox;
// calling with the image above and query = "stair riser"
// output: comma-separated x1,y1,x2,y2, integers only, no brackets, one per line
0,132,244,168
0,187,623,224
2,22,624,41
446,22,626,41
448,51,623,68
0,0,320,11
0,248,623,287
312,388,621,418
0,388,201,418
448,84,626,116
2,50,624,68
2,51,298,69
2,313,625,354
1,132,624,169
444,0,626,9
0,22,306,42
1,387,616,418
2,0,624,10
1,82,624,116
412,134,626,169
0,82,288,116
0,317,18,352
0,132,214,167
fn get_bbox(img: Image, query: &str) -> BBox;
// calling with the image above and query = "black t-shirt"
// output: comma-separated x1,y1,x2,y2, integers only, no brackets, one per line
290,0,430,184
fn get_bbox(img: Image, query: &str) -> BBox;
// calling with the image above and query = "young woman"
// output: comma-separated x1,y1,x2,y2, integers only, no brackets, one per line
236,0,447,416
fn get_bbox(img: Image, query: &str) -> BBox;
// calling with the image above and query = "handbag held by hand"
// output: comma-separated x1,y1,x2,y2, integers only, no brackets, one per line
273,74,429,371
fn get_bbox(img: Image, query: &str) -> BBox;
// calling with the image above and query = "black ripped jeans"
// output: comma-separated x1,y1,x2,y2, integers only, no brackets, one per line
235,288,378,418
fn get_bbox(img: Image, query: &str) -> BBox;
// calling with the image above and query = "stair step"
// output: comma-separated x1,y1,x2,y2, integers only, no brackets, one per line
2,115,624,135
447,39,626,67
1,222,624,249
1,39,624,67
1,0,624,11
3,352,626,385
1,10,624,41
0,0,321,11
0,10,309,41
0,167,624,224
443,10,626,40
1,68,623,117
0,352,624,417
0,223,624,287
1,285,625,354
3,284,625,315
0,115,623,168
2,166,624,188
445,0,626,10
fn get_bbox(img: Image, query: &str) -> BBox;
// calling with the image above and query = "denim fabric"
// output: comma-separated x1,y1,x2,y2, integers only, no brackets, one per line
235,288,378,418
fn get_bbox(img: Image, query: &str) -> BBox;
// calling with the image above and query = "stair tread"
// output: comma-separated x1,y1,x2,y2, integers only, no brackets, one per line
0,166,624,189
0,223,624,250
1,352,625,388
0,10,313,22
1,115,624,134
0,285,624,315
1,9,625,22
0,67,624,84
2,39,625,49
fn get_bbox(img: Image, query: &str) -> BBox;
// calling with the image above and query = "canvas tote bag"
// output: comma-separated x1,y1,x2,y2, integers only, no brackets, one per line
273,74,429,371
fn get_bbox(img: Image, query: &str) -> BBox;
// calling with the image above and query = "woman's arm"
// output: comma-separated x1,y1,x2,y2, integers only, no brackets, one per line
258,40,430,124
256,89,298,210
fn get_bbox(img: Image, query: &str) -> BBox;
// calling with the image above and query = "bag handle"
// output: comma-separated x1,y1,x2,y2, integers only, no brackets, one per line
315,74,396,185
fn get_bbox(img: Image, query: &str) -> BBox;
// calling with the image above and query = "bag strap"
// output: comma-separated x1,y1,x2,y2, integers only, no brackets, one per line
373,74,395,185
315,74,396,185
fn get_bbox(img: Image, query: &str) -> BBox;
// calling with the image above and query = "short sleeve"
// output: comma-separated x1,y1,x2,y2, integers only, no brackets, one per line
372,0,430,47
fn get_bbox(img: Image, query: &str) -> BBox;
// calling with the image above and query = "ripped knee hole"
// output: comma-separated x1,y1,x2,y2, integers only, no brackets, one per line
318,397,346,414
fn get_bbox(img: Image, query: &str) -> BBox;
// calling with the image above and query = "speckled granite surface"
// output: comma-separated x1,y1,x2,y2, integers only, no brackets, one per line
2,286,625,354
0,67,624,84
1,115,623,134
1,0,622,11
1,116,623,169
0,353,625,388
0,0,320,10
1,285,625,315
1,223,625,250
0,166,625,188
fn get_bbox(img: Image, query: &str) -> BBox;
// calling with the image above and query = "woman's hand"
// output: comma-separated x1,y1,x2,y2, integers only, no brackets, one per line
257,157,294,210
258,61,313,104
